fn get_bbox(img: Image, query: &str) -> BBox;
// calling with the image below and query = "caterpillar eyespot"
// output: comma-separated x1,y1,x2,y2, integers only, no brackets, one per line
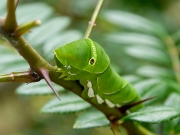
89,58,95,65
53,38,142,111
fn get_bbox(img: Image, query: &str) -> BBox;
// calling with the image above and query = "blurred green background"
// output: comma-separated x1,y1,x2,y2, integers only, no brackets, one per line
1,0,180,135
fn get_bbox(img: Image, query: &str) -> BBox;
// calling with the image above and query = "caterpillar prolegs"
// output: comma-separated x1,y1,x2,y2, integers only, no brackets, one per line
53,38,142,110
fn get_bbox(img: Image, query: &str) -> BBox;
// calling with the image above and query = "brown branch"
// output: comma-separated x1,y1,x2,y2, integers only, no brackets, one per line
3,0,17,31
0,69,40,83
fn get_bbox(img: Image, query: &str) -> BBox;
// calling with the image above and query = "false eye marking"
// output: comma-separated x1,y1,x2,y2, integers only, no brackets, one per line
116,104,121,108
67,65,71,69
89,58,95,65
85,38,97,66
68,71,76,76
87,80,92,88
96,95,104,104
105,99,115,108
88,88,95,98
87,80,94,98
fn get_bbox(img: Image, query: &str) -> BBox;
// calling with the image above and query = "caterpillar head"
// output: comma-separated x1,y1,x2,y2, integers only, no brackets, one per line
53,38,110,73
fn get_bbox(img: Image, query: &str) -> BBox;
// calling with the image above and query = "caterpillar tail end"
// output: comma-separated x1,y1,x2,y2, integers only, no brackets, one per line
119,96,157,113
39,68,61,101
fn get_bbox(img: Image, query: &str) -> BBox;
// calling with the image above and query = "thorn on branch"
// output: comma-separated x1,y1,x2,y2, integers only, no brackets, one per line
39,68,61,100
12,20,41,36
3,0,18,31
118,96,157,114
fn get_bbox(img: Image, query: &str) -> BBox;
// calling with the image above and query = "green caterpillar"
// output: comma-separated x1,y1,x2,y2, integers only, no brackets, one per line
53,38,142,110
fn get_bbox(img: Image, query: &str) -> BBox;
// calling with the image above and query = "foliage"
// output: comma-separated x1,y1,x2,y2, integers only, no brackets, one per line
0,0,180,135
121,106,180,123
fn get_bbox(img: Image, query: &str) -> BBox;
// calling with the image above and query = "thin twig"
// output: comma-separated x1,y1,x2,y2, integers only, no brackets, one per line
84,0,104,38
0,70,40,83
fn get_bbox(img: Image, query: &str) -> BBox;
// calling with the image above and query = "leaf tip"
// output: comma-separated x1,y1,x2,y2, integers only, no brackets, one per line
39,68,61,100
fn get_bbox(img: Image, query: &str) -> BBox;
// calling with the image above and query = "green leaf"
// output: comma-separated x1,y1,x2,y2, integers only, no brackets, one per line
133,79,162,95
43,30,82,60
0,45,28,74
72,0,96,15
137,66,174,79
16,2,82,59
123,75,142,84
16,80,65,95
121,106,180,123
102,10,167,37
105,33,165,49
16,2,53,24
74,109,109,129
166,80,180,93
125,46,171,66
41,93,91,114
0,60,28,74
164,93,180,130
27,17,71,47
165,93,180,109
141,82,167,105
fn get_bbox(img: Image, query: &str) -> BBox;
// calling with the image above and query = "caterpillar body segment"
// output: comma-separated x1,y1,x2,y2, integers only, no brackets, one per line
53,38,142,111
